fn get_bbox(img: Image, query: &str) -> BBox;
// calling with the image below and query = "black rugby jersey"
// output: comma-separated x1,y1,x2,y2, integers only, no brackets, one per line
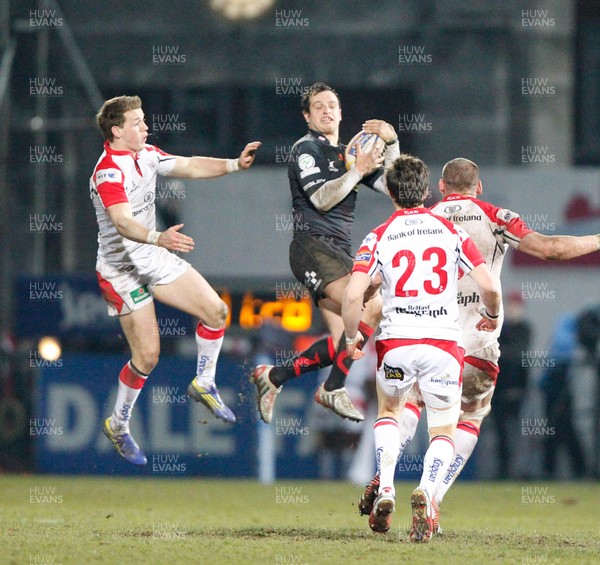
288,129,383,247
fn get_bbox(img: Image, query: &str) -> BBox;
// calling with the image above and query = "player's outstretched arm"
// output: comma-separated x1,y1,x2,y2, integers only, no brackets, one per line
518,231,600,261
168,141,261,179
342,271,372,359
106,202,194,252
310,143,383,211
468,264,501,332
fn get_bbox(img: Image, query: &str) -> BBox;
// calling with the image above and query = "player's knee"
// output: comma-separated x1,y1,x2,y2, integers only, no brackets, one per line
460,403,492,425
204,299,228,329
135,348,159,374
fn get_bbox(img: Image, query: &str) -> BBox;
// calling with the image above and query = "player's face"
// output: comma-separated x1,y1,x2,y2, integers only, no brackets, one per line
112,108,148,153
303,90,341,136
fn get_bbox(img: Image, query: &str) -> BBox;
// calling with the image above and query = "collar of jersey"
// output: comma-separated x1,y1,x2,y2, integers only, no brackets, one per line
443,193,475,202
308,128,336,146
104,140,140,158
391,207,429,217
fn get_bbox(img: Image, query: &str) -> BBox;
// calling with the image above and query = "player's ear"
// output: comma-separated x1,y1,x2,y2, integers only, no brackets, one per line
111,124,122,140
476,180,483,195
438,179,445,195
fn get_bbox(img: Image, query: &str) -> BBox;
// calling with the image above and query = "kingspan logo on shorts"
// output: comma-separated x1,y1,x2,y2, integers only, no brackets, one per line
429,374,457,387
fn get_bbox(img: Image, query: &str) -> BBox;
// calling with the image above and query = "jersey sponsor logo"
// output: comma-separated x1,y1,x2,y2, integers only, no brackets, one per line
405,218,423,226
444,204,461,214
364,233,376,244
130,285,151,304
498,208,519,223
448,214,482,223
132,201,155,217
95,168,123,185
144,192,154,202
395,305,448,318
298,153,316,170
327,159,339,172
383,363,404,381
304,178,326,190
457,291,480,306
354,251,372,262
300,166,321,179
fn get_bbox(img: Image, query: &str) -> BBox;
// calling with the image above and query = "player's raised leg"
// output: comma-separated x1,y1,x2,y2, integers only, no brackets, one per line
250,298,340,424
153,267,235,423
103,302,160,465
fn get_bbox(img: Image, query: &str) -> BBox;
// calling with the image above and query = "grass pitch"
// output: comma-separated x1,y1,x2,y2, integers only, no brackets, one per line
1,476,598,564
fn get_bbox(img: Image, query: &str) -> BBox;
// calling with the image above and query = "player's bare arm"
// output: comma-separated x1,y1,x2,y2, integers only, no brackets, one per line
168,141,261,179
310,144,384,211
342,271,372,359
467,264,501,332
106,202,194,252
517,231,600,260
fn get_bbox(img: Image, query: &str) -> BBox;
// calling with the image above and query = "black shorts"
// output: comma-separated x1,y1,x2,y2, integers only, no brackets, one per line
289,233,353,304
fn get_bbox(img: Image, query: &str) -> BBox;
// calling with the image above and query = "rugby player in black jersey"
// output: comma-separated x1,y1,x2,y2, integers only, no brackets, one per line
251,82,399,422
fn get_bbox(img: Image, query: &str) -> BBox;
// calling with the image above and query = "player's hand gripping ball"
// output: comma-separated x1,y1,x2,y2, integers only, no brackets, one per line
345,131,386,171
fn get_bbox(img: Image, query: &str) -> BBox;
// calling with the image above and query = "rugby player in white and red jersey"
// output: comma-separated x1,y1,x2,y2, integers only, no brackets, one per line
358,158,600,529
90,95,260,465
342,154,501,542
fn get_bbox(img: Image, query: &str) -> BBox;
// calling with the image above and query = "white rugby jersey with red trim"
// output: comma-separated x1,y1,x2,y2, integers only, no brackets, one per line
430,194,533,353
353,207,485,344
89,141,176,265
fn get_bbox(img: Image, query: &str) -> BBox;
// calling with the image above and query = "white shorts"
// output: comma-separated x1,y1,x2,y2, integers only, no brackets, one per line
96,247,190,316
375,338,464,413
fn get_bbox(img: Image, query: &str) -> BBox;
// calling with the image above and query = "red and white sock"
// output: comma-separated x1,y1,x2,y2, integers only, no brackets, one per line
374,417,400,496
434,422,480,505
193,322,225,388
418,436,455,499
111,361,148,434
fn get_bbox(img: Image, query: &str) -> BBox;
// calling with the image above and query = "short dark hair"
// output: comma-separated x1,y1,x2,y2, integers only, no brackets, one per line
96,95,142,141
301,82,341,114
442,158,479,192
385,154,430,208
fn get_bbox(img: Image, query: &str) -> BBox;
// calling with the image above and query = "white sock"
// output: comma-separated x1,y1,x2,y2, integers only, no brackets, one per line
434,422,479,505
111,361,148,434
374,417,400,495
397,402,421,457
418,436,455,499
193,323,225,388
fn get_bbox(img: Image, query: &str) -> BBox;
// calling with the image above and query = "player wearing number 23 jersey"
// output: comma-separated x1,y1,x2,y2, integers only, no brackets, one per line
353,208,485,346
342,155,500,542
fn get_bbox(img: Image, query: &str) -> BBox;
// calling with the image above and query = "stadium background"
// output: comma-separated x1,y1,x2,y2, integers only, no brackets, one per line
1,0,599,485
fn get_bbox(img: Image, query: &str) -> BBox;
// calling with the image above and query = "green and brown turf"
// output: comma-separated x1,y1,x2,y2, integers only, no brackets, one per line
1,476,598,564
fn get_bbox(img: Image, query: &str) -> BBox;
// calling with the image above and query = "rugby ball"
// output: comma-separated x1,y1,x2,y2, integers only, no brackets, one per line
345,131,386,171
